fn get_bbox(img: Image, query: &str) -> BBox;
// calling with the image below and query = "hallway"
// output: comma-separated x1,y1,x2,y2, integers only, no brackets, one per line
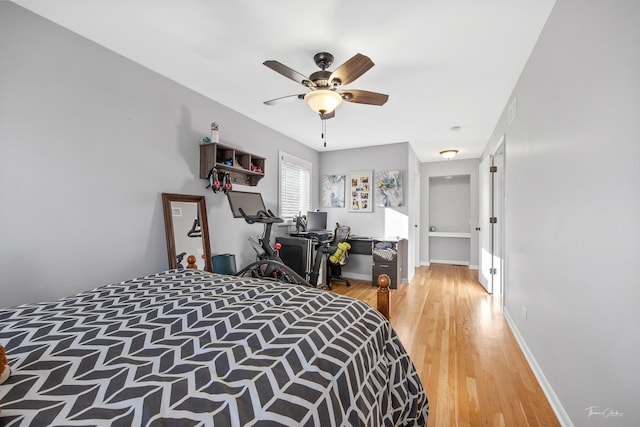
332,264,559,426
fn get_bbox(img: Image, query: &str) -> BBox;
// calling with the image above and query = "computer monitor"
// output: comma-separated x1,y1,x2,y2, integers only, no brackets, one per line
306,211,327,231
227,191,267,218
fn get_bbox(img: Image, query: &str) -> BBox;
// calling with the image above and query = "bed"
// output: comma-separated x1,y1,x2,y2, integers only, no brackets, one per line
0,269,428,426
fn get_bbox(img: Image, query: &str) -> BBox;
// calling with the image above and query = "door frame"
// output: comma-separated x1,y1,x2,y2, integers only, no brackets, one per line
493,138,506,298
478,135,506,296
478,155,494,293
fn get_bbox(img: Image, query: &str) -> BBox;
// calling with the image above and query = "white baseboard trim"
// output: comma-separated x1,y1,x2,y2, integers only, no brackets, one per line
341,273,373,281
420,261,478,269
503,308,573,427
429,259,470,266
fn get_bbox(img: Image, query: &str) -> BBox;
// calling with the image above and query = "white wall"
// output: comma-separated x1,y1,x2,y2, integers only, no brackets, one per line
0,3,319,307
420,159,480,268
482,0,640,424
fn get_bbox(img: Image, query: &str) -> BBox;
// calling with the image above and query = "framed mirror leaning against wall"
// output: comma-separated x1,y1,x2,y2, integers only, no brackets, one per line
161,193,212,272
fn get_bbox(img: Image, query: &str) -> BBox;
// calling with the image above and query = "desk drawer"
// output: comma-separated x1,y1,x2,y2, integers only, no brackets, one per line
346,239,372,255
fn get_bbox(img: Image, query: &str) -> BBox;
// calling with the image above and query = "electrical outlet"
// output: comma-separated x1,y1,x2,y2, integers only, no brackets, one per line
522,305,528,320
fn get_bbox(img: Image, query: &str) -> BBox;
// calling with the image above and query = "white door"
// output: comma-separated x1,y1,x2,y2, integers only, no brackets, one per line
492,149,505,296
479,155,494,293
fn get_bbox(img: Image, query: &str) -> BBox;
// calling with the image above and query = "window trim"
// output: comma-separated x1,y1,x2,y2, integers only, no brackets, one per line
278,150,312,222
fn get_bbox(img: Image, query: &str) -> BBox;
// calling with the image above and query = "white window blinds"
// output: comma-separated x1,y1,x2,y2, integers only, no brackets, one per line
279,151,311,220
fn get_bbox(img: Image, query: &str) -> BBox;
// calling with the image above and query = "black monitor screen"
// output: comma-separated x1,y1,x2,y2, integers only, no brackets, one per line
227,191,267,218
306,211,327,231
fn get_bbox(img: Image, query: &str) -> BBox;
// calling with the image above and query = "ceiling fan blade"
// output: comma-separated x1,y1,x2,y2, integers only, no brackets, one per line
340,89,389,106
263,60,312,87
263,94,305,105
330,53,374,86
320,110,335,120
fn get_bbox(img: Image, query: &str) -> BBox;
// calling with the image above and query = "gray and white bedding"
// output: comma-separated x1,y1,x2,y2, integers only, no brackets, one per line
0,269,428,426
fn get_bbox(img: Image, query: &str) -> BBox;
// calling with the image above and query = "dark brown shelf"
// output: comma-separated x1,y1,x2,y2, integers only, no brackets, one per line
200,143,265,186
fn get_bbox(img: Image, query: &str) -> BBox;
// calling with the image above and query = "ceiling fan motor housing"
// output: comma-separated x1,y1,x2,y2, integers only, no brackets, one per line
309,70,333,89
313,52,334,70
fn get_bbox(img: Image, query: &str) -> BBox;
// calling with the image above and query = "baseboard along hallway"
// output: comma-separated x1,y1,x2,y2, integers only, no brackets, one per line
332,264,559,426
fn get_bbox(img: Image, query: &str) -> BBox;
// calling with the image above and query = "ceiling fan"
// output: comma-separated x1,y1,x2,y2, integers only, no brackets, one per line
263,52,389,120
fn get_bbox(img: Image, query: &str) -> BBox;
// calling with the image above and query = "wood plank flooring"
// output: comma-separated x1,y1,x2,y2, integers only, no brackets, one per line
331,264,559,427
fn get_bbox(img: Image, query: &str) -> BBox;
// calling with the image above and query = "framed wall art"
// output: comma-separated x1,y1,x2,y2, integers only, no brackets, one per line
348,170,373,212
375,170,403,207
321,175,346,208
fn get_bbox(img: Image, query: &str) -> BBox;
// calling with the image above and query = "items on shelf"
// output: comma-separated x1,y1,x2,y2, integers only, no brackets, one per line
217,155,233,166
206,167,222,193
250,162,263,173
200,122,220,144
205,167,233,194
200,142,265,187
210,122,219,143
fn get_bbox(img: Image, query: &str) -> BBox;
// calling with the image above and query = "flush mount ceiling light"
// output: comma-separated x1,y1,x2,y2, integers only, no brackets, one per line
304,90,343,115
440,149,459,160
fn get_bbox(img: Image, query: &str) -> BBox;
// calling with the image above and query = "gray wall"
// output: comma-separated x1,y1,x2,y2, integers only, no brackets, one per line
482,0,640,424
420,159,480,268
429,175,471,234
319,143,412,280
429,175,472,265
0,3,319,307
407,145,421,280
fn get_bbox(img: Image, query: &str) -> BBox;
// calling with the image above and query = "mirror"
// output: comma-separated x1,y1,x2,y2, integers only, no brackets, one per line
161,193,212,272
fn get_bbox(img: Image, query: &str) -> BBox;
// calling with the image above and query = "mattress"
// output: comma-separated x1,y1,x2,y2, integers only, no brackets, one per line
0,269,428,426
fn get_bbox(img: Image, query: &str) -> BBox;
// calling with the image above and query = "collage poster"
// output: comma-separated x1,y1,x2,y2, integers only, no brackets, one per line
348,170,373,212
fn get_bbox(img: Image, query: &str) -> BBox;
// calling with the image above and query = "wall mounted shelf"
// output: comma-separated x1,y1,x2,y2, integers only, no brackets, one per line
199,143,265,186
429,232,471,239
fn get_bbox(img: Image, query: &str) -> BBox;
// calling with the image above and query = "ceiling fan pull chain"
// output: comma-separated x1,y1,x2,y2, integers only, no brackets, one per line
322,119,327,148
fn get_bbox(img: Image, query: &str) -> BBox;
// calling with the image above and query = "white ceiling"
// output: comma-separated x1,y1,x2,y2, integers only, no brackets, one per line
14,0,556,162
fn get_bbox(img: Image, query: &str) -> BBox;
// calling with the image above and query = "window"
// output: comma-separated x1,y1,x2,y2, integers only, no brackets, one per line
279,151,311,220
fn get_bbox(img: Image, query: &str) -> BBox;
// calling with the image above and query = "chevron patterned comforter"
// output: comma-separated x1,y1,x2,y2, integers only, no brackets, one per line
0,269,428,426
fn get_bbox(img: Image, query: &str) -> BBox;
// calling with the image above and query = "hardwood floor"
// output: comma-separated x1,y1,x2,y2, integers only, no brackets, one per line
331,264,559,427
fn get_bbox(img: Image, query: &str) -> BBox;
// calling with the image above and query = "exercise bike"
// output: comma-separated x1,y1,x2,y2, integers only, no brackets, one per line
226,191,341,289
227,191,312,286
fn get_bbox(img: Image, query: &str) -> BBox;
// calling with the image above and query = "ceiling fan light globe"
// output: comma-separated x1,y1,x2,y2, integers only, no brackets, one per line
304,90,342,114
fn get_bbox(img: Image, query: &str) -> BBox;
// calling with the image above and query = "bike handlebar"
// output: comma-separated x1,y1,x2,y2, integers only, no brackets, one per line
238,207,284,225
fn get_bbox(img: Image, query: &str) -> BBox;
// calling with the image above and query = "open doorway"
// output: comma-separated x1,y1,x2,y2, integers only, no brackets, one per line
428,175,472,266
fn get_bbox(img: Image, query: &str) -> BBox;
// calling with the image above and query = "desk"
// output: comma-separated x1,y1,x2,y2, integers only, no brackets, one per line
346,237,373,255
345,237,405,289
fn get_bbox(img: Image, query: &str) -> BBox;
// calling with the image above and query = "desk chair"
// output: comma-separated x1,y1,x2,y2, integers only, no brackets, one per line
328,225,351,288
